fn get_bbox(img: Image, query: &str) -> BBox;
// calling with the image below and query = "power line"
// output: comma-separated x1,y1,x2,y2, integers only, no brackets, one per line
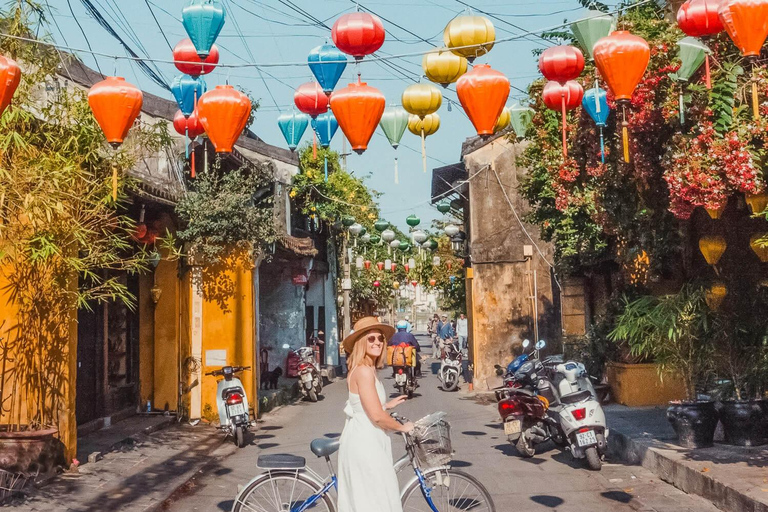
65,0,103,75
144,0,173,51
454,0,554,47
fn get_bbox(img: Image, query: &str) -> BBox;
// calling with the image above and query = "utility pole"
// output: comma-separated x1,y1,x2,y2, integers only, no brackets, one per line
342,234,351,339
524,245,538,342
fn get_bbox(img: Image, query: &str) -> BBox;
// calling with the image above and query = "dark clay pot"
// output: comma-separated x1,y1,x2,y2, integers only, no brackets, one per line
0,427,63,474
719,400,767,447
666,401,718,449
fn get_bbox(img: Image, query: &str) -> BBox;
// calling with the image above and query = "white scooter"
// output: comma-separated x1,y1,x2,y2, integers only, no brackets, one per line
552,361,608,470
206,365,251,448
438,340,462,392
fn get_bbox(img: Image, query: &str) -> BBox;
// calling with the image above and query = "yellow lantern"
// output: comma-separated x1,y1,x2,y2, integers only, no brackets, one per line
408,113,440,136
494,107,511,133
705,203,726,220
422,48,468,88
699,235,726,265
402,83,442,119
750,234,768,262
443,15,495,62
393,281,400,290
746,192,768,215
705,282,727,310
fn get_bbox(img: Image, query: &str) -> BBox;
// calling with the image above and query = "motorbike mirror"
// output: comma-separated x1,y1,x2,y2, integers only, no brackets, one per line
522,339,530,349
535,340,546,350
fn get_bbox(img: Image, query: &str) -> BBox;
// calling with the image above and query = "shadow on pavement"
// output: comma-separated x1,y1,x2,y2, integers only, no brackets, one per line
218,499,234,511
601,491,633,504
530,495,565,508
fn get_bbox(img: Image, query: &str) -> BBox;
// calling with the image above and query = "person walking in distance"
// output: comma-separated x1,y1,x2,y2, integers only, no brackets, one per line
456,313,468,351
337,317,414,512
428,313,440,359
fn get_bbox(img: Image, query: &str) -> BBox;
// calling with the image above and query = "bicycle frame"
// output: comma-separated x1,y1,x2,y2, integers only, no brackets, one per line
293,473,337,512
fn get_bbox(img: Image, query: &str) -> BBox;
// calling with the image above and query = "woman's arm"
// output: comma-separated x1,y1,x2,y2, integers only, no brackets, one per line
353,366,413,433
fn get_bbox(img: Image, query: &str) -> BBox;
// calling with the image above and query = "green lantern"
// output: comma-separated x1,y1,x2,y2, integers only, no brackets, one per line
399,242,411,252
374,220,389,232
342,216,355,227
428,240,439,251
672,37,709,125
379,106,410,185
369,234,381,244
509,103,535,140
571,13,615,60
359,226,367,237
436,200,451,214
406,214,421,227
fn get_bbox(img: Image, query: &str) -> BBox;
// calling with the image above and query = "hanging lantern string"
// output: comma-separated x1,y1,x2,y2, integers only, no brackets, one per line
324,155,328,181
622,104,630,164
560,94,568,158
394,156,399,185
599,126,605,164
752,65,760,121
421,129,427,174
704,53,712,90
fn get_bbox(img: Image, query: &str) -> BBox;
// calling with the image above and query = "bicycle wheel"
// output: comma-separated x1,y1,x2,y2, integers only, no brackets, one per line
232,471,335,512
401,468,495,512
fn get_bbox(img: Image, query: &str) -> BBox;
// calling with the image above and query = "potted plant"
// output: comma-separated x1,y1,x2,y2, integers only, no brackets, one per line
609,285,718,448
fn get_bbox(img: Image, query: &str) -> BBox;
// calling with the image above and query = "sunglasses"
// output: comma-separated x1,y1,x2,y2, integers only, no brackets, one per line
366,334,385,343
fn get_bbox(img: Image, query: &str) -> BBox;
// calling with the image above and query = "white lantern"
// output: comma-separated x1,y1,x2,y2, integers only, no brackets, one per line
445,224,460,237
360,233,371,243
412,230,428,244
348,223,363,236
356,256,364,269
408,257,416,268
381,229,396,243
433,256,441,266
385,259,392,269
390,240,401,250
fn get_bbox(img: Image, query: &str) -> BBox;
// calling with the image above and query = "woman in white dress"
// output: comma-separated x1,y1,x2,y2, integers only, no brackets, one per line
337,317,415,512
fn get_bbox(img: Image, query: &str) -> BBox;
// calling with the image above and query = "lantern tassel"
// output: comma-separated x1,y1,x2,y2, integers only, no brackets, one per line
599,126,605,164
204,138,208,174
704,54,711,90
594,77,601,113
394,156,399,185
752,79,760,121
111,164,118,202
421,129,427,173
324,155,328,182
679,87,685,126
561,95,568,158
191,149,196,179
185,127,190,159
313,131,318,160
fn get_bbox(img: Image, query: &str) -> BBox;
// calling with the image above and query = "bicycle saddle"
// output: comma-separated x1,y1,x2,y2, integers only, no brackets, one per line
310,438,340,458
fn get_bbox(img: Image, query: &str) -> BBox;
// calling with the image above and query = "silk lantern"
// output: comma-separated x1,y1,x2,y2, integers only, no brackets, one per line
509,103,534,139
277,111,309,152
406,215,421,228
593,31,650,163
313,112,338,180
377,262,385,271
538,45,585,84
182,0,226,58
379,106,409,184
746,192,768,214
364,260,372,270
330,79,386,155
88,76,143,200
171,74,207,118
678,0,723,89
699,235,727,265
373,280,381,288
374,220,389,232
0,55,20,118
174,109,205,177
750,234,768,262
705,282,728,310
542,80,584,157
173,38,219,77
582,87,610,162
494,107,511,134
673,37,709,124
423,48,468,87
443,15,495,61
719,0,768,119
308,43,347,95
571,13,615,60
436,200,451,214
197,85,251,153
456,64,510,137
402,83,442,173
332,12,385,60
407,114,439,174
295,81,329,158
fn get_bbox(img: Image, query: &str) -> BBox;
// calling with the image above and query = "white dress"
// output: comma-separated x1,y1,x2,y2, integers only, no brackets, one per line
337,371,403,512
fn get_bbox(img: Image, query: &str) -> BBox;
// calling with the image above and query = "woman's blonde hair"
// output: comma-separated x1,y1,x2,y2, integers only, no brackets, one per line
347,330,386,373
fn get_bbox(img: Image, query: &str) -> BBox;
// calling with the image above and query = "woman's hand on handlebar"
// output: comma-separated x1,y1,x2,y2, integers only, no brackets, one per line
390,412,415,434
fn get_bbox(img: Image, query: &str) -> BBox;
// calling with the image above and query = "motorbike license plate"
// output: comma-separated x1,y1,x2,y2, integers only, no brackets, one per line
504,420,521,435
228,403,246,417
395,374,406,384
576,430,598,447
301,373,312,382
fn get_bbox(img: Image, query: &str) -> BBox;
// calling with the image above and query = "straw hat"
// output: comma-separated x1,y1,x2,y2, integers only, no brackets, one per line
342,316,395,355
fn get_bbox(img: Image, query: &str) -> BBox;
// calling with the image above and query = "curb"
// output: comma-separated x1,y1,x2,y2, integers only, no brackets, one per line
86,415,176,464
608,429,768,512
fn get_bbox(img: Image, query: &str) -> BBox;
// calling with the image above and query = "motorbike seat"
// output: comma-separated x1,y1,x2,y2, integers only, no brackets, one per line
310,438,340,458
257,454,306,469
560,389,592,405
511,387,535,397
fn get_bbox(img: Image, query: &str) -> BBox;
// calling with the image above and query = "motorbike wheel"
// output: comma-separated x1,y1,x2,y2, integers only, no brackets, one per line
308,389,318,402
442,370,458,392
516,429,536,458
234,425,245,448
407,388,414,399
397,384,406,396
585,446,602,471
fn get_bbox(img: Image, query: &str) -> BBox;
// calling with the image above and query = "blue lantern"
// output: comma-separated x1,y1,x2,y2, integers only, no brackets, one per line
171,75,207,118
308,43,347,95
182,0,226,58
277,112,309,152
582,87,610,163
312,113,338,149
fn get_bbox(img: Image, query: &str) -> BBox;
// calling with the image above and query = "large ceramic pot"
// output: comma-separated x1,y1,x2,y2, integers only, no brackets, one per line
666,401,718,449
0,427,62,474
719,400,767,447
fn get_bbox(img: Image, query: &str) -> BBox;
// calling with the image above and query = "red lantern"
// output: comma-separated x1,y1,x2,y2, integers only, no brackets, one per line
678,0,724,36
718,0,768,57
373,280,381,288
593,31,650,163
447,261,453,270
133,223,148,241
411,280,418,288
456,64,510,137
0,55,20,118
294,82,329,118
197,85,251,153
173,39,219,77
377,261,385,271
332,12,385,60
391,263,397,272
538,46,584,84
542,80,583,157
404,264,410,272
330,79,386,154
429,279,437,286
173,109,205,139
364,260,372,270
88,76,143,148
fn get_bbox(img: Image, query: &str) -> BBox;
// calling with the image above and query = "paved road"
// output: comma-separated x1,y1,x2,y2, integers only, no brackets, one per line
164,335,719,512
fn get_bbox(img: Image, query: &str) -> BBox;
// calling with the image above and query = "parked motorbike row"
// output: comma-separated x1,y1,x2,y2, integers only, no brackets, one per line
292,346,324,402
494,340,609,470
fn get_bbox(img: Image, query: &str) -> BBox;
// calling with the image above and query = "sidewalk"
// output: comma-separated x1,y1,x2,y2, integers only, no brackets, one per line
606,404,768,512
7,415,223,512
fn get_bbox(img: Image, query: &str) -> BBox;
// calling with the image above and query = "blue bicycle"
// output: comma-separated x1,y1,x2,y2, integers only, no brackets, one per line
231,412,495,512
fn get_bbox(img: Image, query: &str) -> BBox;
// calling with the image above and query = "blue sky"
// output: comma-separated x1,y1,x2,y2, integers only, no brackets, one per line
39,0,621,232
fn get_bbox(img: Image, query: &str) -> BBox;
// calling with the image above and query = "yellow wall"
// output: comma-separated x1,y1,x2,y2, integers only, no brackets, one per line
152,252,182,412
138,272,155,408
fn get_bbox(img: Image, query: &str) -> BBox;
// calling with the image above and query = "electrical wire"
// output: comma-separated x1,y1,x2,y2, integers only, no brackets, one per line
144,0,173,51
454,0,554,47
65,0,103,75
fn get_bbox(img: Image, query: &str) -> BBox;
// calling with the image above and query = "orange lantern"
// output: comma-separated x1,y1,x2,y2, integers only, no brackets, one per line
0,55,21,118
746,192,768,214
411,280,418,288
593,31,650,163
456,64,510,137
705,202,726,219
197,85,252,153
429,278,437,286
88,76,143,201
705,282,728,310
364,260,372,270
750,234,768,262
377,261,385,271
699,235,727,265
330,78,385,154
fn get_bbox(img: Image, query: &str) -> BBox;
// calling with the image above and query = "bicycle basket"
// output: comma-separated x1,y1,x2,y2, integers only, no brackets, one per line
411,412,452,467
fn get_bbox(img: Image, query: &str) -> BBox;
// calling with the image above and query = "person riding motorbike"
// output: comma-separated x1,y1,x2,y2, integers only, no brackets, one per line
437,314,456,359
388,320,422,377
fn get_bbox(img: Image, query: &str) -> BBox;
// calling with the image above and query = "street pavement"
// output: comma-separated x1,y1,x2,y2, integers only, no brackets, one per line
163,334,720,512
